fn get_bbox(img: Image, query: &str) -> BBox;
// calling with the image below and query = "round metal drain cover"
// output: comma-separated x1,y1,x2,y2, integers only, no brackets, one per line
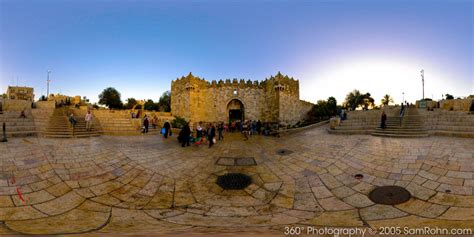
354,174,364,179
369,186,411,205
276,149,293,156
216,173,252,190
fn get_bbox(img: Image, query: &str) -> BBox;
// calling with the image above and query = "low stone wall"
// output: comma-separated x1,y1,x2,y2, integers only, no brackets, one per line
35,101,55,109
2,99,32,111
439,98,473,111
298,100,314,122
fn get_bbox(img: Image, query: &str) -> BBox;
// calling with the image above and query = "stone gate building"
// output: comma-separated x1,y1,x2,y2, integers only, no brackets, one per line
171,72,314,126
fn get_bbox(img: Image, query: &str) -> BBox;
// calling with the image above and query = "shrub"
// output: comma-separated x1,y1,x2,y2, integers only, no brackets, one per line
171,116,188,129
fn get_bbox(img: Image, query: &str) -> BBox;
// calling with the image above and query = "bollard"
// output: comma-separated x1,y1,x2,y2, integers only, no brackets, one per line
1,122,7,142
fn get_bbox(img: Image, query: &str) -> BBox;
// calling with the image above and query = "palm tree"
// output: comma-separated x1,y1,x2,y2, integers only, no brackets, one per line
344,90,374,110
381,94,394,106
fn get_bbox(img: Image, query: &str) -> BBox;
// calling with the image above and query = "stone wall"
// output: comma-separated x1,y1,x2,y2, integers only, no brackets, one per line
439,98,473,111
416,97,473,111
171,72,314,126
298,100,314,122
35,101,55,109
2,99,32,111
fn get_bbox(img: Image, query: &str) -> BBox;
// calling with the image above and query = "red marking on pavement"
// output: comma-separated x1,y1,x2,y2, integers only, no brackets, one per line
16,187,26,204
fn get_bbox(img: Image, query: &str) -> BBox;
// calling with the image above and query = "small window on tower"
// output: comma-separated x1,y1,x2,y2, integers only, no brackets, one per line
233,89,238,95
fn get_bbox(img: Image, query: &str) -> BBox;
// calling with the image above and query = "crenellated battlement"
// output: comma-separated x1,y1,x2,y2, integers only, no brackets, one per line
172,72,299,91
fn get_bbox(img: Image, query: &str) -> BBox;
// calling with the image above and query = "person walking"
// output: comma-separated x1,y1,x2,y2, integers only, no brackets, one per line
381,111,387,129
217,122,224,141
143,115,149,134
256,120,262,135
208,123,216,148
163,120,171,138
180,123,191,147
152,115,158,129
251,120,256,135
85,110,93,131
69,113,77,128
19,110,27,118
242,120,249,141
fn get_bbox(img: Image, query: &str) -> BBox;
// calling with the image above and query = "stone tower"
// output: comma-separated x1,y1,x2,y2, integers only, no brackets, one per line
171,72,313,126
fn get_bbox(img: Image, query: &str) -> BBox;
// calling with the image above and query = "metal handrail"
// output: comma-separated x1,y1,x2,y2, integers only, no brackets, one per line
399,107,406,127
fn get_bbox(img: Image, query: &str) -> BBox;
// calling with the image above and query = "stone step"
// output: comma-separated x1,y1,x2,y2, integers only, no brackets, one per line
375,128,428,133
372,132,429,138
430,130,474,138
328,128,374,135
6,130,38,137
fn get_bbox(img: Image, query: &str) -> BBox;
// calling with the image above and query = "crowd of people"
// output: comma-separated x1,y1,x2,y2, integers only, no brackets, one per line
177,119,278,148
140,114,160,134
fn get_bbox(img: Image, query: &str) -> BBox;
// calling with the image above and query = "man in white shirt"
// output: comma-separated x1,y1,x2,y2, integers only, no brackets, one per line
85,110,93,131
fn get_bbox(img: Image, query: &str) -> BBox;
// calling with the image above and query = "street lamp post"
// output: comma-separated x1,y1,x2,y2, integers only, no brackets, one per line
402,92,405,104
46,70,51,98
420,69,424,100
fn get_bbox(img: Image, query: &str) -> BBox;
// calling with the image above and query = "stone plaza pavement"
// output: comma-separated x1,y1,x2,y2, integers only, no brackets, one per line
0,125,473,236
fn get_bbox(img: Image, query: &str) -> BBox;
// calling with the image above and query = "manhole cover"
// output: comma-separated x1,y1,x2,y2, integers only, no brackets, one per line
276,149,293,156
369,186,411,205
216,173,252,190
354,174,364,179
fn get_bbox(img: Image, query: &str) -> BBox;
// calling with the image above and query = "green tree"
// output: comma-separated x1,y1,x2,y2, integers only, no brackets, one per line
344,90,374,110
158,91,171,112
144,99,159,111
307,97,338,120
381,94,394,105
445,94,454,100
327,96,337,116
362,93,375,110
98,87,123,109
125,98,138,109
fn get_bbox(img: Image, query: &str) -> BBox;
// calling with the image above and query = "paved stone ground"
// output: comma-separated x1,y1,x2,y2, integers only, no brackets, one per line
0,125,473,236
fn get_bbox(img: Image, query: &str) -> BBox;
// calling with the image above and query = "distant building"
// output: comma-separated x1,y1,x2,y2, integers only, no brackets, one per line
48,94,82,105
7,86,35,101
72,96,82,105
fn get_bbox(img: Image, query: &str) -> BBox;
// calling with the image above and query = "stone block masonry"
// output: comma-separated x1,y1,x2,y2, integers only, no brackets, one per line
171,72,314,126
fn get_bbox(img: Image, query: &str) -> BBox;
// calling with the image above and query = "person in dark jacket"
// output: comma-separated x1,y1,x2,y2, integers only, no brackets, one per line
180,123,191,147
217,122,224,140
163,121,171,138
208,123,216,148
381,111,387,129
256,120,262,135
143,115,149,133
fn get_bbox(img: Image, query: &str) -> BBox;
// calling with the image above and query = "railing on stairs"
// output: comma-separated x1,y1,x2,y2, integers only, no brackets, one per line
399,107,406,127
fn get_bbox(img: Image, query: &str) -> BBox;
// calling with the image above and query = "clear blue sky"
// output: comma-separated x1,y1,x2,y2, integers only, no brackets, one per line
1,0,472,104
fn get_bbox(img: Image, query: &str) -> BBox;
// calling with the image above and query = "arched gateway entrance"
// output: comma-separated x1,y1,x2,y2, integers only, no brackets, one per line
227,99,244,124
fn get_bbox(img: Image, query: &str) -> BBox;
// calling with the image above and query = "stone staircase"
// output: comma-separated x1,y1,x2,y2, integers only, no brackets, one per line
96,116,139,135
43,107,100,138
0,111,37,137
43,108,72,138
372,107,429,138
67,108,101,138
327,108,398,135
419,109,474,138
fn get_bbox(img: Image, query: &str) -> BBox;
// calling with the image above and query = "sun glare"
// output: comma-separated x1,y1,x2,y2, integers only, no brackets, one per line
301,59,449,105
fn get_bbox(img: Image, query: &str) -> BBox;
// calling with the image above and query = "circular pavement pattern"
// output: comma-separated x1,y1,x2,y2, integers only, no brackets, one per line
0,125,473,235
